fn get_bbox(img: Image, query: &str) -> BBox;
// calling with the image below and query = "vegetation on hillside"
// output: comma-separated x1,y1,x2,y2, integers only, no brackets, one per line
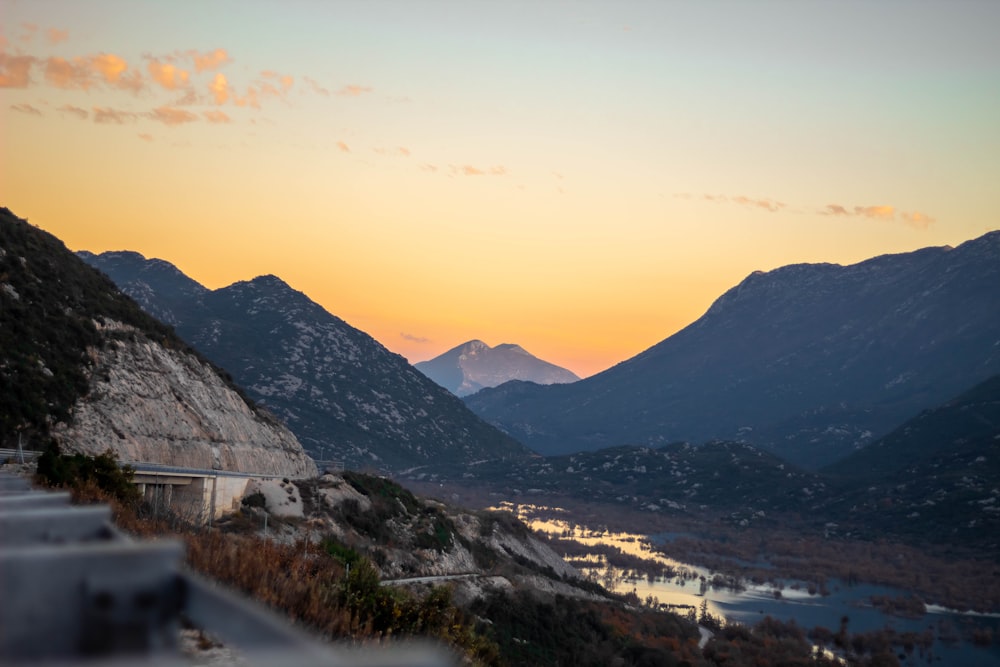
0,207,282,450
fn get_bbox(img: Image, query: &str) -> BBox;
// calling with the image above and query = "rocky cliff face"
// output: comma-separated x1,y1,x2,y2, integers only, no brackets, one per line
54,321,316,477
0,207,315,478
79,253,532,471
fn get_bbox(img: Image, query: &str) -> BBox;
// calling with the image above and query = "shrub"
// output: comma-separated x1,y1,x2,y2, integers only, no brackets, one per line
35,441,140,505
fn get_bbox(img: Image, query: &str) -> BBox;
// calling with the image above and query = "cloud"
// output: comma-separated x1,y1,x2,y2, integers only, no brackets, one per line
375,146,411,157
420,164,438,172
148,59,190,90
698,193,783,211
93,107,139,124
43,53,142,92
731,195,785,212
260,70,294,93
208,72,230,104
453,164,507,176
190,48,230,72
303,76,329,96
19,23,38,44
899,211,935,229
0,53,35,88
45,56,91,89
148,105,198,126
337,84,372,97
336,141,350,153
10,103,42,116
138,133,153,142
854,205,895,220
400,333,431,344
235,88,260,108
202,109,230,124
820,203,935,229
57,104,88,120
821,204,850,216
46,28,69,44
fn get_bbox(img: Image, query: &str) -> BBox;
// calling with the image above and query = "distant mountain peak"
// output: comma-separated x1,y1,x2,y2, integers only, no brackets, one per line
416,340,579,397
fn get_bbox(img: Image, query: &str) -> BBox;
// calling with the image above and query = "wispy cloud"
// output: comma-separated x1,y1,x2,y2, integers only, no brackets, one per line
337,84,372,97
375,146,411,157
42,53,143,93
58,104,88,120
208,72,230,104
148,105,198,126
10,103,42,116
700,193,784,212
820,203,935,229
19,23,38,44
189,48,230,72
46,28,69,45
137,133,153,142
93,106,139,124
899,211,935,229
400,333,431,344
202,109,231,124
452,164,507,176
0,54,36,88
148,59,190,90
303,76,329,96
336,141,351,153
853,205,895,220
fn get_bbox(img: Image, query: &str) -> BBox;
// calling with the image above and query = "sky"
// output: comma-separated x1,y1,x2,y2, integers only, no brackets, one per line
2,1,998,378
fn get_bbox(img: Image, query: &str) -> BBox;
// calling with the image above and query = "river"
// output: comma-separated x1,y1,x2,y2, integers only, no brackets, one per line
497,502,1000,666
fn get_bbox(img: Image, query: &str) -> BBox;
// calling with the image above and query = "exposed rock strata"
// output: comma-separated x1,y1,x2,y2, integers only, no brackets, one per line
54,323,316,478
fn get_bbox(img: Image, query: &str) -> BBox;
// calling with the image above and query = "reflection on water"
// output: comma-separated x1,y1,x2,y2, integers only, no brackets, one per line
493,502,1000,666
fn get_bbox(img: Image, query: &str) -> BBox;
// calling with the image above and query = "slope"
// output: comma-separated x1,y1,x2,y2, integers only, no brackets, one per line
0,207,315,477
81,252,532,471
466,232,1000,468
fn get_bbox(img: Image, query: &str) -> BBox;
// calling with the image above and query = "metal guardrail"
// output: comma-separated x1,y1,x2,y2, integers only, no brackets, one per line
0,447,41,463
0,471,457,666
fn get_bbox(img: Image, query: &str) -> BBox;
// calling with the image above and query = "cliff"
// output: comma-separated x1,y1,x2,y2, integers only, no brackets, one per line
1,207,315,478
54,322,316,477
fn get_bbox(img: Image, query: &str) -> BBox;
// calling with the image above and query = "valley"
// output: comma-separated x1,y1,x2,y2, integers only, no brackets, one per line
3,205,999,666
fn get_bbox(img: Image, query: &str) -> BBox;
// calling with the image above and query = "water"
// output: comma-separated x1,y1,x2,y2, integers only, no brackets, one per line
496,502,1000,666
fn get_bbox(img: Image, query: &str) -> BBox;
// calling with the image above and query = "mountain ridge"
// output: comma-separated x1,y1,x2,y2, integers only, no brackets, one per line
465,231,1000,468
1,207,315,477
80,250,533,471
416,339,579,396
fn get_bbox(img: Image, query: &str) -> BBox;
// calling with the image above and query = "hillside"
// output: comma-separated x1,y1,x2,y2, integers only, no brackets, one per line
0,207,315,476
80,251,532,472
818,374,1000,551
415,339,579,396
466,231,1000,468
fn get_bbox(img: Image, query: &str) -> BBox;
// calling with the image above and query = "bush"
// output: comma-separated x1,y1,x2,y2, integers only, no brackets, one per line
35,441,140,505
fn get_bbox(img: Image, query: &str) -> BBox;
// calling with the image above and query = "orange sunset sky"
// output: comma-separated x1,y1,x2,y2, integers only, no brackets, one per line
2,1,998,377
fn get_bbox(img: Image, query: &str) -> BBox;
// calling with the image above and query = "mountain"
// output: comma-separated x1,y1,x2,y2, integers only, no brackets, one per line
80,251,532,472
415,339,580,396
465,231,1000,468
0,207,315,477
817,373,1000,551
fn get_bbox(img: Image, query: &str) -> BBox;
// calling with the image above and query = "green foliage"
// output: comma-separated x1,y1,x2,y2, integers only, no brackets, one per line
321,537,362,567
35,441,140,505
241,490,267,509
336,472,456,552
0,208,178,443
